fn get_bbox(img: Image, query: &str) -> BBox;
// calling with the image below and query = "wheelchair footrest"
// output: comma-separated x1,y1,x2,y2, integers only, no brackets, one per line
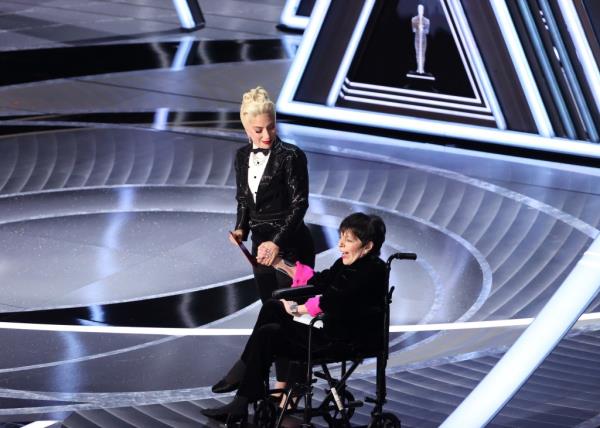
348,399,363,409
313,371,330,381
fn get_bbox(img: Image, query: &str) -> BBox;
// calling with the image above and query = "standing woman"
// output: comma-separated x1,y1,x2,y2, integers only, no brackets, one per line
213,87,315,396
230,86,315,302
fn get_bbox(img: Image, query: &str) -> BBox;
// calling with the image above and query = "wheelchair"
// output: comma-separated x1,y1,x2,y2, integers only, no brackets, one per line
253,252,417,428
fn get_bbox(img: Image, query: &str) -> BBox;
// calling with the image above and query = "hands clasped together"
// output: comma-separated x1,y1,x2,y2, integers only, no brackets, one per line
229,229,302,316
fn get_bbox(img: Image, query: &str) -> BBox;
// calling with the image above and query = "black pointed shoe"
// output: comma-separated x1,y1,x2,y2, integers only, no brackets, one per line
211,359,245,393
211,378,241,394
202,395,248,425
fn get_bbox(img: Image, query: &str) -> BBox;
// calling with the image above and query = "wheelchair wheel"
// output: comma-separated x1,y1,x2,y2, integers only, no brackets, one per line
253,399,277,428
324,389,355,427
369,412,401,428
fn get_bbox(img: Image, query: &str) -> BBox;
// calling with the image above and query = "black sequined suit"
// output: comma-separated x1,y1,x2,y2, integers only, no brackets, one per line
234,137,315,303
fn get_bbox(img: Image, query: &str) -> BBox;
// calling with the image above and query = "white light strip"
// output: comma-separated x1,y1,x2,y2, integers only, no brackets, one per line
278,0,331,104
489,0,553,137
0,323,253,335
557,0,600,114
152,107,170,130
341,94,496,121
325,0,375,106
280,0,310,30
171,36,194,71
22,422,60,428
342,85,492,113
391,312,600,332
171,0,196,29
346,78,481,104
448,0,506,129
279,122,600,177
441,236,600,428
2,313,600,336
390,319,532,332
278,101,600,158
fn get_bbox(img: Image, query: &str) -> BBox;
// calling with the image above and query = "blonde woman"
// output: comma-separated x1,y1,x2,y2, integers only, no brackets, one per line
229,86,314,301
211,87,315,394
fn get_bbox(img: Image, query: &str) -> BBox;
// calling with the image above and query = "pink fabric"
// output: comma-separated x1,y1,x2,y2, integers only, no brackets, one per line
291,262,321,316
292,262,314,287
305,296,322,317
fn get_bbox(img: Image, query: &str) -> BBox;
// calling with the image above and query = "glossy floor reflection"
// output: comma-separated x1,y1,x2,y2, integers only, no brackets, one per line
1,1,600,427
0,123,598,427
0,40,289,86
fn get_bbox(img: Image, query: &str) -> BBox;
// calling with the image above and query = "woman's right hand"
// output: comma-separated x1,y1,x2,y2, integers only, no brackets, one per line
228,229,244,245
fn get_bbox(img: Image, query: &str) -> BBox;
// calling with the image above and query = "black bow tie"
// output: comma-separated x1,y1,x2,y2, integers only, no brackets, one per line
251,148,270,155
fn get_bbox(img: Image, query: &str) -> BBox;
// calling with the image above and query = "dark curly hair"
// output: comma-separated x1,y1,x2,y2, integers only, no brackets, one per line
339,212,386,256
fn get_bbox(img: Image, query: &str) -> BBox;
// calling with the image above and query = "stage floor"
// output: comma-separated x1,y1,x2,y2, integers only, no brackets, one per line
1,1,600,427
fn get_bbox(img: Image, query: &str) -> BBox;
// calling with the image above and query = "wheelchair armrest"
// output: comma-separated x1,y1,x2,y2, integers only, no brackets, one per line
272,285,317,300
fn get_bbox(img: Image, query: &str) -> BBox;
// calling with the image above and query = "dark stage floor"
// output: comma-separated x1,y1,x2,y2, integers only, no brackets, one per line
1,1,600,427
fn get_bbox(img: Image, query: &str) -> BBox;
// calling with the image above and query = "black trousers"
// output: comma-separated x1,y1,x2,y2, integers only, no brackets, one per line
251,266,293,304
250,223,315,381
238,299,327,401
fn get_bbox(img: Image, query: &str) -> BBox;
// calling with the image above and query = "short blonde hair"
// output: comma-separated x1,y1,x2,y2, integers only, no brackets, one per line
240,86,275,125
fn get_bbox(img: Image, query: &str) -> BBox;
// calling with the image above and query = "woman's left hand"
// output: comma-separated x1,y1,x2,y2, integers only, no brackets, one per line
281,299,296,316
257,241,279,266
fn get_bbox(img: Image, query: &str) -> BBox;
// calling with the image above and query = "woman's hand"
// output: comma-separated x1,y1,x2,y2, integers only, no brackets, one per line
281,299,305,317
281,299,294,316
228,229,244,245
257,241,279,266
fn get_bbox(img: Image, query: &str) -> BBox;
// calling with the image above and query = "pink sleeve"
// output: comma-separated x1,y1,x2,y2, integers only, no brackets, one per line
305,296,322,316
292,262,314,287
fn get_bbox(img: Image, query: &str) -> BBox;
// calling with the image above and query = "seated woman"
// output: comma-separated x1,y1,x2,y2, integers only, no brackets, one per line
202,212,387,423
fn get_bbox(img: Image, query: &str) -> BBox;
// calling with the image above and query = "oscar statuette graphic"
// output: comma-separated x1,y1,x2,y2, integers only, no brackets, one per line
407,4,435,81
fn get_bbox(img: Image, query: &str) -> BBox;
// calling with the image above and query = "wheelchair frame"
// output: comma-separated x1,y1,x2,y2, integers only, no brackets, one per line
258,252,417,428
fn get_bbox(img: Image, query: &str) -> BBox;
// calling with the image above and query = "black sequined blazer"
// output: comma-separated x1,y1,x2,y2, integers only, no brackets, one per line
234,138,310,250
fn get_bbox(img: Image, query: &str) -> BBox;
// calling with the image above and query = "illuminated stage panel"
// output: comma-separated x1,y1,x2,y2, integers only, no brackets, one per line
338,0,498,126
279,0,316,31
285,0,516,127
348,1,475,97
278,0,600,158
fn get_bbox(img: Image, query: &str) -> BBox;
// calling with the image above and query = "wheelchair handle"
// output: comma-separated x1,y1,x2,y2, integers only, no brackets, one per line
387,252,417,262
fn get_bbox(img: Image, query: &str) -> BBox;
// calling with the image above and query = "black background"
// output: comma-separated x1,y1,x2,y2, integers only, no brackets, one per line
349,0,475,98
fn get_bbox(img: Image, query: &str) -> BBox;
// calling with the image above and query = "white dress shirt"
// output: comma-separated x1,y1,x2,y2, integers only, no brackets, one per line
248,149,271,202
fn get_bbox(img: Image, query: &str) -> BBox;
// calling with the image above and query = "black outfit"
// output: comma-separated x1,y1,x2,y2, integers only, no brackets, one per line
234,137,315,303
237,254,387,401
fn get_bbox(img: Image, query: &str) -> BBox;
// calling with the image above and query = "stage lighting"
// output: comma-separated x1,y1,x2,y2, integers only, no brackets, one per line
172,0,205,31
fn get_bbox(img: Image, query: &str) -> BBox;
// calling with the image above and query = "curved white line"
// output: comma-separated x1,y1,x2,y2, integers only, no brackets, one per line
2,312,600,336
22,422,60,428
